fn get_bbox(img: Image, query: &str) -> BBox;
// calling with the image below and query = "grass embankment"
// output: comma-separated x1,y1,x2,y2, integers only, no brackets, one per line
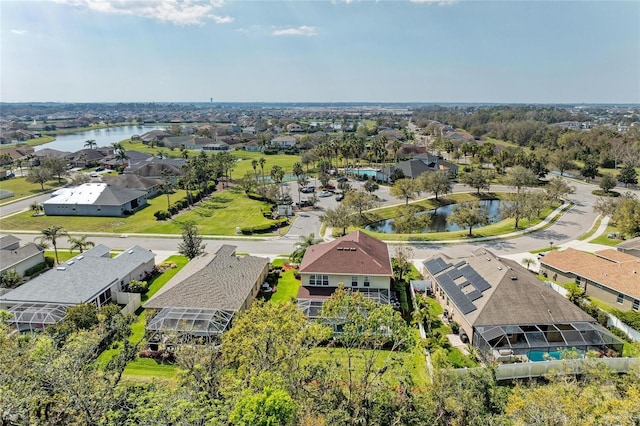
270,269,301,303
0,176,63,202
96,255,189,384
359,192,558,242
1,187,281,236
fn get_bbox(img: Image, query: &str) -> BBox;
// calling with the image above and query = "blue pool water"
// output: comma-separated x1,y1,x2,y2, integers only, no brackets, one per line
528,349,584,362
344,168,378,177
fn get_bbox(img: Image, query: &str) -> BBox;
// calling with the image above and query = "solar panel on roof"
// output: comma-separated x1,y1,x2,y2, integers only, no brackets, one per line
424,258,450,275
460,265,492,292
454,261,467,269
467,290,482,301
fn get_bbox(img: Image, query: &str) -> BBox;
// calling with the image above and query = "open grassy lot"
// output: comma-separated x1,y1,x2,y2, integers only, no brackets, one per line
231,151,304,180
0,176,63,201
589,224,623,246
305,345,430,388
1,187,281,235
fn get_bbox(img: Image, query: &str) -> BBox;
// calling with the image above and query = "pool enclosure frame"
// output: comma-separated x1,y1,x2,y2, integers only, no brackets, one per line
145,307,235,345
473,321,624,362
7,303,69,332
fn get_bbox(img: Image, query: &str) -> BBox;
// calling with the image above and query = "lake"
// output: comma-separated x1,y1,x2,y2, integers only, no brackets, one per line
365,199,511,233
35,125,167,152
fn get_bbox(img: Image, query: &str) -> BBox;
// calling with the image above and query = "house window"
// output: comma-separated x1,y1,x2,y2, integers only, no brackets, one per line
617,293,624,304
351,276,358,287
309,274,329,286
364,276,370,287
633,299,639,311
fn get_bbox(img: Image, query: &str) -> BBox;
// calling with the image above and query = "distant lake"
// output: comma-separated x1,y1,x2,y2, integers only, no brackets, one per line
365,199,511,233
35,125,167,153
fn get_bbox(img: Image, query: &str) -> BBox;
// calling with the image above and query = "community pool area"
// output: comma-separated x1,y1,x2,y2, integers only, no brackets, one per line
528,349,584,362
344,168,378,178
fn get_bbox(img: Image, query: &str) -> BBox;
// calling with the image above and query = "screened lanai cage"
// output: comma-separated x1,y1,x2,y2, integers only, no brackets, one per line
145,307,235,348
8,303,68,332
298,288,391,319
473,322,625,363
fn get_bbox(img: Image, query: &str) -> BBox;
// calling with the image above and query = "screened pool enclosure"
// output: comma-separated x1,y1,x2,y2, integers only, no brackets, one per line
145,307,235,345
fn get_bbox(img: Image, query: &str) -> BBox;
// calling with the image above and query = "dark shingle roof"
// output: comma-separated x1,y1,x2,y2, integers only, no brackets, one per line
299,230,393,276
101,174,159,190
144,245,269,311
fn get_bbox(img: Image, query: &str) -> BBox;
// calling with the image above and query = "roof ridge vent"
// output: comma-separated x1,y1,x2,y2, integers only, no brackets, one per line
77,255,84,260
56,266,67,271
67,260,74,265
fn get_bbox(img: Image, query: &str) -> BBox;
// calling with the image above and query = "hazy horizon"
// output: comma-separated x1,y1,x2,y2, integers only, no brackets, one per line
2,1,639,104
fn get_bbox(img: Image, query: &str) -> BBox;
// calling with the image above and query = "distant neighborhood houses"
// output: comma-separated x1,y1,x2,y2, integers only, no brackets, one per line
0,234,45,277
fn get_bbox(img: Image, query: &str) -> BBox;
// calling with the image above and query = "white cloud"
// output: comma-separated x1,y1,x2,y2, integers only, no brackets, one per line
272,26,318,37
11,29,28,35
53,0,232,26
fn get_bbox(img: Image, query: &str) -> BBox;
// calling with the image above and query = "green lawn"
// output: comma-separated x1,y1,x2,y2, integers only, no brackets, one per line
0,176,63,201
230,151,304,180
1,136,55,148
120,358,179,384
1,187,281,236
270,269,301,303
305,346,430,388
589,224,623,246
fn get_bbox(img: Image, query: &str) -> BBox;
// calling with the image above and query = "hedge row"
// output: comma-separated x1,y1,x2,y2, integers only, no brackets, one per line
240,217,287,235
24,262,49,277
155,183,217,221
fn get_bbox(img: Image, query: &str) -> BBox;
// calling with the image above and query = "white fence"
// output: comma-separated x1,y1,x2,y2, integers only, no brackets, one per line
115,291,141,316
544,280,639,342
448,357,640,381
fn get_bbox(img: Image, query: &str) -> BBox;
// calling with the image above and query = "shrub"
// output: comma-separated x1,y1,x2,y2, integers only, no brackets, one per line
24,262,48,277
450,322,460,335
45,256,55,267
157,261,177,272
263,149,278,155
126,279,149,294
591,189,620,197
154,210,171,220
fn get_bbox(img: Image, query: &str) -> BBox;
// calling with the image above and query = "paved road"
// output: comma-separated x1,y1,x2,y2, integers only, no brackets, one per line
3,175,632,261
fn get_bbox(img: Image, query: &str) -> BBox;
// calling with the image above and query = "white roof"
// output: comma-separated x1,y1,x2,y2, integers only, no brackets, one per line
44,183,106,205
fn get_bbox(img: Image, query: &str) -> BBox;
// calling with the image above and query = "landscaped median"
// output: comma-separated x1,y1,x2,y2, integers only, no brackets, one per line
0,187,284,236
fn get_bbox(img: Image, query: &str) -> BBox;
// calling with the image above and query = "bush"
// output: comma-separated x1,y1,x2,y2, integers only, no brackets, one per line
45,256,55,267
263,149,278,155
450,322,460,335
126,279,149,294
591,189,620,197
24,261,48,277
157,261,177,272
154,210,171,220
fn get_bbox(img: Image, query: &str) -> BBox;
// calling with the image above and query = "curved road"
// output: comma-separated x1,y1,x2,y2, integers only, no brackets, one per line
1,176,628,261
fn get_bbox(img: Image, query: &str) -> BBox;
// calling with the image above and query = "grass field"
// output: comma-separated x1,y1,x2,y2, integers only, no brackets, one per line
589,224,623,246
305,345,430,388
0,187,281,236
0,176,63,201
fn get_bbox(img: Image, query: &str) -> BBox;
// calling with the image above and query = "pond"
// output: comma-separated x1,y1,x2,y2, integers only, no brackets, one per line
365,199,511,234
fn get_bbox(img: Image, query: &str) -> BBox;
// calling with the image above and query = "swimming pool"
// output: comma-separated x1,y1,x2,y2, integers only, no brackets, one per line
344,168,378,177
528,349,584,362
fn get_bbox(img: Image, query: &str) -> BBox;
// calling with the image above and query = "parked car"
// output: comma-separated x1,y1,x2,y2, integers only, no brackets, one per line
90,172,99,178
537,252,546,259
335,193,344,201
260,282,271,293
324,185,336,191
6,172,15,178
297,200,313,207
318,190,332,197
94,167,105,172
336,176,348,182
300,186,315,193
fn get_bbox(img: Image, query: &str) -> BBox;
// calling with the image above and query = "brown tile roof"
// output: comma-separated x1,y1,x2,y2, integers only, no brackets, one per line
541,248,640,299
299,230,393,277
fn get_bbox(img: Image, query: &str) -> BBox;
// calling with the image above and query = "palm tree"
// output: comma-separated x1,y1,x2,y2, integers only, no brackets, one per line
521,258,535,271
391,139,402,164
114,149,130,168
68,235,95,253
84,140,97,150
251,159,259,181
289,233,319,264
37,225,68,265
181,148,189,160
258,157,266,186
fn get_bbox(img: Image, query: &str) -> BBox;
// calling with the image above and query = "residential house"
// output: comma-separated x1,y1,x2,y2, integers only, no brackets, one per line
0,244,155,332
0,235,45,276
159,136,192,149
100,174,161,198
66,148,112,168
287,123,303,133
43,183,147,217
202,142,230,152
539,248,640,312
243,139,263,152
615,237,640,258
377,154,458,182
270,135,297,150
143,245,269,342
140,130,171,144
124,157,186,181
100,150,152,170
297,230,393,318
423,248,623,362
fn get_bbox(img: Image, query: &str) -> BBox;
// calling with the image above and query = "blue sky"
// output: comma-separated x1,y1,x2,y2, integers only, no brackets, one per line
1,0,639,103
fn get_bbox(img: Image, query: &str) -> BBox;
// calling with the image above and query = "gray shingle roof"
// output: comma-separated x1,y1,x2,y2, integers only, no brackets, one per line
101,174,159,190
95,185,146,205
0,245,155,305
144,245,269,311
0,235,20,250
0,243,43,272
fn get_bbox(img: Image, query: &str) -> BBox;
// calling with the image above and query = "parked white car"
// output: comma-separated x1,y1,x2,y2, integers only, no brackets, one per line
318,190,332,197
